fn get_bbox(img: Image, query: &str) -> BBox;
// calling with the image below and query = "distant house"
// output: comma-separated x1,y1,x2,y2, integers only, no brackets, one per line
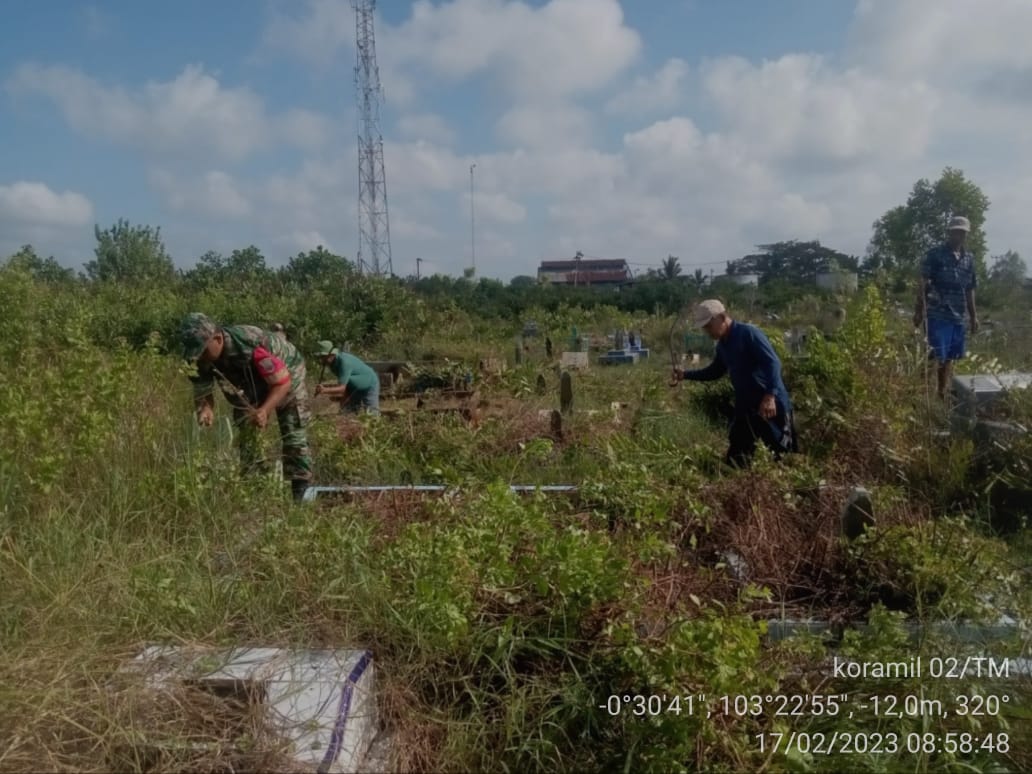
719,273,760,287
816,269,859,294
537,258,632,286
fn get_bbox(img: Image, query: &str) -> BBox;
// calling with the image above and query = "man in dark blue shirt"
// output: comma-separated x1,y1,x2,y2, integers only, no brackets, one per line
914,215,979,399
673,300,796,467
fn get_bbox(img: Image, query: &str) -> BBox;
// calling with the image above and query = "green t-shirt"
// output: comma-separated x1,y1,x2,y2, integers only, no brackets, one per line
331,352,378,392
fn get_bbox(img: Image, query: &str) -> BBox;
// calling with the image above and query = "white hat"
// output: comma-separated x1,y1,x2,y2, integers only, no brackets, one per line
693,299,726,327
947,215,970,232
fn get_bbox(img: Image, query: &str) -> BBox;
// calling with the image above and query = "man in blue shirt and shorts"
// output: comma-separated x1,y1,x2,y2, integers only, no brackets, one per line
914,216,979,399
673,299,797,467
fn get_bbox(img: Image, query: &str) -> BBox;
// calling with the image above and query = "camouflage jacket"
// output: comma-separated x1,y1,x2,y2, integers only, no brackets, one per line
191,325,306,405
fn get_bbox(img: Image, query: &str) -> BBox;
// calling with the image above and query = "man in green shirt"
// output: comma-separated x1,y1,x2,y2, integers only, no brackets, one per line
313,341,381,414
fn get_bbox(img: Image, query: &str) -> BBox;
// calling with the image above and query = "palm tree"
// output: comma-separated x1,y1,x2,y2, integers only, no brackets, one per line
691,268,707,293
661,255,682,281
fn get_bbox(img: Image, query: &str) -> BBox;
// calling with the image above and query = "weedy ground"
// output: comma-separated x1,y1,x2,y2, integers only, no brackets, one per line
1,278,1030,773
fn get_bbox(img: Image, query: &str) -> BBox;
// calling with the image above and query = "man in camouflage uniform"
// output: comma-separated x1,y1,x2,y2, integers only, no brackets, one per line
180,312,313,502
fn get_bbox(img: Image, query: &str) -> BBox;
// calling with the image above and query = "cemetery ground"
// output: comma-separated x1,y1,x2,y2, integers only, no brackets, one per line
2,290,1031,773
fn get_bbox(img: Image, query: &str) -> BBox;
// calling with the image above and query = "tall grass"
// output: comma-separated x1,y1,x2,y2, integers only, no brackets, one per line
2,270,1029,772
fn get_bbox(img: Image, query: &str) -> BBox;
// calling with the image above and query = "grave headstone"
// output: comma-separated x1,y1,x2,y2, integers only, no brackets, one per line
560,371,574,414
614,330,626,350
550,409,563,439
560,352,590,370
536,374,547,394
720,550,749,582
514,344,522,365
841,486,875,540
545,337,553,358
479,357,505,375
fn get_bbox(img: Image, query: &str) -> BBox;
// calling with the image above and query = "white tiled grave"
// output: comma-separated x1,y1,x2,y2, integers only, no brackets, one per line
559,351,590,370
126,645,377,773
952,372,1032,415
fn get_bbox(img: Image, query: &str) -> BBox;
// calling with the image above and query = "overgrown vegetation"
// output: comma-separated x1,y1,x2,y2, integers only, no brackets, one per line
2,219,1031,773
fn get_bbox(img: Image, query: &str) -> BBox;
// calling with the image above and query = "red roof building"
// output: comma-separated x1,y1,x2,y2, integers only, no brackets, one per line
537,258,632,286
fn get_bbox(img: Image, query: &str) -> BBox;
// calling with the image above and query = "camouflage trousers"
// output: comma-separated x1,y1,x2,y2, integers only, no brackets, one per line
231,379,313,483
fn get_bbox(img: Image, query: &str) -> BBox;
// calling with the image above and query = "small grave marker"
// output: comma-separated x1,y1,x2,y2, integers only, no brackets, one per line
841,486,875,540
560,371,573,414
560,352,589,370
550,409,563,438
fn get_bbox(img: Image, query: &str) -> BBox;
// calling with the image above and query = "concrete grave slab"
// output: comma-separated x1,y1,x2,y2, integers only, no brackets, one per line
952,372,1032,415
124,646,377,774
599,350,639,365
560,352,590,370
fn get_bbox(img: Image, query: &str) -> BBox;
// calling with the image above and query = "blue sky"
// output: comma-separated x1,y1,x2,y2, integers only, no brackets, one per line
2,0,1031,280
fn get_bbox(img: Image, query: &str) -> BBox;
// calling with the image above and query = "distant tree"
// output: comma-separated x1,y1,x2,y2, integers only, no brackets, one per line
280,246,355,289
988,250,1027,285
225,245,269,281
864,167,990,279
85,219,174,283
4,244,76,283
510,275,537,288
690,268,707,293
661,255,682,280
727,240,857,285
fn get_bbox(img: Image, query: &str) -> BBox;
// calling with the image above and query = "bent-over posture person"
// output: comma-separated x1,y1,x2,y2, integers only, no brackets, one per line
180,313,313,501
673,300,797,467
313,341,381,415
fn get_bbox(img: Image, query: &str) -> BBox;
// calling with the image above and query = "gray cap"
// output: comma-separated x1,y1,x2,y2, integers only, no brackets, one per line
947,215,970,232
693,299,726,327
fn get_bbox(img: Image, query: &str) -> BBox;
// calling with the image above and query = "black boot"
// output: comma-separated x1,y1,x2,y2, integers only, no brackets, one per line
291,479,310,503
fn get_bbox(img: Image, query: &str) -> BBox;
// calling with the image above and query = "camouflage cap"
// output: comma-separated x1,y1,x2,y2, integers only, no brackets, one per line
180,312,217,360
314,340,338,357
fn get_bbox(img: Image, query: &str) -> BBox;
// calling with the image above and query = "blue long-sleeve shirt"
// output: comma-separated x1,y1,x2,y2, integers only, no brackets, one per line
683,321,791,416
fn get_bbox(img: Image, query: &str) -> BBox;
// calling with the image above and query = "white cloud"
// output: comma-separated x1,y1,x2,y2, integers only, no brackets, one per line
0,181,93,226
149,169,252,218
396,113,456,146
263,0,355,66
277,230,336,254
466,191,526,225
15,0,1032,280
847,0,1032,84
82,5,113,39
700,54,937,164
605,58,689,115
6,64,332,161
495,103,595,148
387,0,640,99
383,141,467,193
264,0,641,102
390,217,445,242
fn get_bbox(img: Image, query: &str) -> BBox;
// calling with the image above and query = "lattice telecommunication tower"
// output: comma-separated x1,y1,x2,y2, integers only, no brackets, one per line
352,0,392,276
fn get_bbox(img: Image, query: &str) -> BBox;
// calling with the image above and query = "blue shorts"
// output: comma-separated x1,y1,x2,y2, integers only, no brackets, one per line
927,318,965,362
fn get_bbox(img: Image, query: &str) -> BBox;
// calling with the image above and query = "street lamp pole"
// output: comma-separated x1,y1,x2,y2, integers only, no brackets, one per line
470,163,476,277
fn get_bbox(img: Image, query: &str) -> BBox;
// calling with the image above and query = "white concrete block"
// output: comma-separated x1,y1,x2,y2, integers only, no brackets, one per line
560,352,590,370
127,646,377,773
